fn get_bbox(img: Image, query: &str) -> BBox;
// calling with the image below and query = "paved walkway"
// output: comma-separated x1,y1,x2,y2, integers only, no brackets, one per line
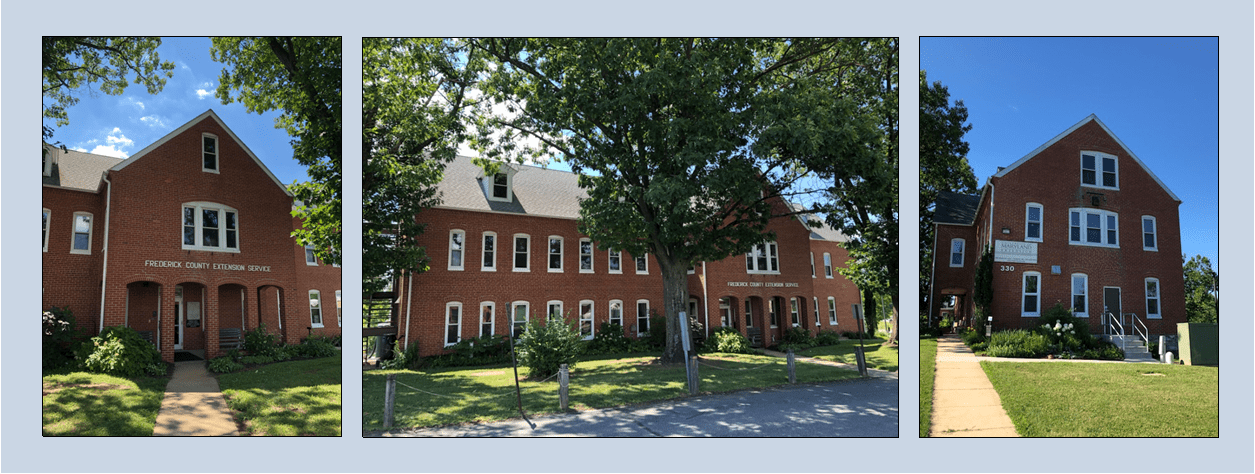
759,346,899,379
153,360,239,436
929,335,1018,437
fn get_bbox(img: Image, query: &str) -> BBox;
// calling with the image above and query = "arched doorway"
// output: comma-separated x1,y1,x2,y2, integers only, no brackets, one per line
124,280,162,347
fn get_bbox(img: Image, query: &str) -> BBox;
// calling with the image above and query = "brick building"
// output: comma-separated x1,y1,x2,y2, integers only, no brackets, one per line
42,110,342,362
391,155,863,357
928,114,1185,341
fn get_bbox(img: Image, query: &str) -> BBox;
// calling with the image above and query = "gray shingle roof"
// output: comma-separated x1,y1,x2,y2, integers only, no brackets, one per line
42,145,122,192
934,191,981,225
436,154,586,219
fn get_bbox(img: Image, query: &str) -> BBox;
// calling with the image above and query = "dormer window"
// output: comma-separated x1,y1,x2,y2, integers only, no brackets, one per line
492,173,509,199
481,165,518,202
203,134,219,173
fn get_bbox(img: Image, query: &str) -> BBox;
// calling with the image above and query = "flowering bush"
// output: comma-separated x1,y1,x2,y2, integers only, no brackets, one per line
43,307,83,369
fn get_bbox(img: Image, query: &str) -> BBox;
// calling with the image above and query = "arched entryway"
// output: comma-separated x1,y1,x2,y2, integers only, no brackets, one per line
171,282,208,352
256,285,286,342
124,280,162,347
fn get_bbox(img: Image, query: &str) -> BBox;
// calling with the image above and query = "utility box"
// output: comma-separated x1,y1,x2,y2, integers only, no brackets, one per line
1176,323,1218,366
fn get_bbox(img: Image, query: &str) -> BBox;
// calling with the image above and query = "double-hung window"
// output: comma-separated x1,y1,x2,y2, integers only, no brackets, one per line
305,245,318,265
608,249,622,274
1069,209,1119,247
448,230,465,270
182,203,238,252
579,300,595,340
1071,274,1088,317
810,252,816,278
491,173,510,200
609,300,623,327
769,297,780,327
1145,278,1161,319
745,300,754,328
828,297,837,324
482,232,497,271
1081,151,1118,189
949,238,965,267
719,298,731,327
548,236,564,272
202,133,219,173
1142,216,1158,251
480,302,495,337
813,297,820,325
1025,203,1043,242
335,291,343,327
546,301,562,321
513,234,530,271
636,300,650,336
42,209,51,252
746,241,780,274
635,254,648,274
823,253,833,278
513,301,531,336
1022,272,1041,317
790,298,800,327
579,238,593,273
308,290,323,328
445,302,462,346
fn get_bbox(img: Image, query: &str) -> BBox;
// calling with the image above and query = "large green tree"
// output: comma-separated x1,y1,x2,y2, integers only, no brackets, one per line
42,37,174,140
211,37,342,265
918,70,978,318
1183,254,1218,324
472,38,875,363
362,38,483,296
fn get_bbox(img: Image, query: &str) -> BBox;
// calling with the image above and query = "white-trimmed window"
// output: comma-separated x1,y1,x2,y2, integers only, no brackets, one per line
182,203,238,252
1071,274,1088,318
445,302,462,346
810,252,815,278
513,301,531,336
513,234,530,272
448,229,465,270
488,172,512,202
719,298,732,327
790,297,800,327
828,297,837,324
202,133,219,173
42,208,51,252
745,241,780,274
335,290,342,327
482,232,497,271
548,236,564,272
635,253,648,274
546,301,562,321
308,290,323,328
745,300,754,328
71,212,93,254
305,245,318,265
814,297,821,325
1145,278,1161,319
689,298,700,323
1142,216,1158,251
579,300,595,340
579,238,593,273
769,297,780,328
636,300,650,336
609,300,623,327
1025,203,1043,242
1022,272,1041,317
1080,151,1118,189
608,249,622,274
823,253,833,278
479,302,495,337
949,238,965,267
1069,209,1119,247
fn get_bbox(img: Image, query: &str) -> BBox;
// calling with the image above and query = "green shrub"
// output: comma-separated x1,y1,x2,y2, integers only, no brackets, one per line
1080,341,1125,360
244,325,280,356
208,356,244,373
961,327,985,346
1035,304,1097,353
986,329,1050,358
783,327,812,345
517,317,583,379
271,345,295,361
298,339,339,359
240,355,274,365
426,334,512,368
969,341,988,352
380,340,423,370
585,323,635,355
939,316,953,329
645,312,667,349
145,362,169,377
43,306,83,370
814,330,843,346
702,327,753,354
81,326,161,377
841,331,873,339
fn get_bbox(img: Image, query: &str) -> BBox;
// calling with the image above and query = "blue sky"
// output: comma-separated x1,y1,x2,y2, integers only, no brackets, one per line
920,37,1219,267
43,36,308,185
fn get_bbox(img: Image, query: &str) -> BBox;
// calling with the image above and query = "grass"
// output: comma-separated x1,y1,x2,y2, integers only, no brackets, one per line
797,337,899,372
218,356,342,436
981,362,1218,437
363,352,862,430
919,336,938,437
43,370,168,436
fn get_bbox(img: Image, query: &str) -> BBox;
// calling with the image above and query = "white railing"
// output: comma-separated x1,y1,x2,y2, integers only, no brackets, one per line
1105,311,1124,338
1129,312,1149,350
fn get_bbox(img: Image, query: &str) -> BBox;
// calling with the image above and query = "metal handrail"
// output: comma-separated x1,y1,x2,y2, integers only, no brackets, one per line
1130,312,1150,349
1106,312,1124,339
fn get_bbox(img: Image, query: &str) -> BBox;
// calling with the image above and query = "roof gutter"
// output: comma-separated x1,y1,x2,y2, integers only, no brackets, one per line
927,223,938,324
701,261,710,337
97,172,113,333
403,272,414,349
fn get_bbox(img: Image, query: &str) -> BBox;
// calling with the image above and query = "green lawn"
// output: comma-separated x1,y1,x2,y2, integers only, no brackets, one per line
363,352,861,430
219,357,342,436
43,371,168,436
919,336,938,437
798,338,899,372
982,362,1218,437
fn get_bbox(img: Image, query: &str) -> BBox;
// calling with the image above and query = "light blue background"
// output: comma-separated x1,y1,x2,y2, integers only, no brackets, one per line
3,1,1251,472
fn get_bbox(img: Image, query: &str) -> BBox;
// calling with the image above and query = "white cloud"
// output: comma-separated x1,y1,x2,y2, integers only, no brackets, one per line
196,89,213,99
89,145,129,159
125,97,145,110
106,128,134,147
140,115,167,128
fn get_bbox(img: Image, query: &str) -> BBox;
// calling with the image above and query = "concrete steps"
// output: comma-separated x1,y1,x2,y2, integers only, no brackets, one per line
1107,335,1158,362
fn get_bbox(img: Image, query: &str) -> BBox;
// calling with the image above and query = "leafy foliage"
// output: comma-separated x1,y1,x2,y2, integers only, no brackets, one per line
973,246,994,314
380,340,424,370
297,338,339,359
43,306,82,370
702,327,754,354
81,326,161,377
985,330,1050,358
516,317,584,379
1183,254,1218,324
814,330,843,346
212,37,342,266
423,334,513,369
244,325,280,356
584,323,638,355
209,356,245,374
42,37,174,140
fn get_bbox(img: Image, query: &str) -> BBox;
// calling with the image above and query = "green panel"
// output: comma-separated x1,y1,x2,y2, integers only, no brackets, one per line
1177,323,1219,365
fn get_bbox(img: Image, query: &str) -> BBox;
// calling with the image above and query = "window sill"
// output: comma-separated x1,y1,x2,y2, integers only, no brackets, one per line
311,324,324,329
513,268,530,273
548,268,564,273
1143,247,1158,252
482,267,496,272
1068,241,1120,249
202,168,221,174
746,271,781,275
447,266,463,271
609,270,623,274
70,249,91,255
1080,184,1119,192
1147,315,1162,320
1025,238,1043,243
580,269,594,274
1021,313,1040,317
183,246,242,254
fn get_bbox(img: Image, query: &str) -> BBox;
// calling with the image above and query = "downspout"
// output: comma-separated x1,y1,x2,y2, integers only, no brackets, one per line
97,172,113,333
987,183,996,249
701,261,710,337
927,223,938,326
403,272,414,348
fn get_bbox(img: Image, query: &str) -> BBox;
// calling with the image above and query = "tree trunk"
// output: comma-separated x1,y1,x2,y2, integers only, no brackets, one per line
883,292,899,347
659,261,689,364
862,288,877,335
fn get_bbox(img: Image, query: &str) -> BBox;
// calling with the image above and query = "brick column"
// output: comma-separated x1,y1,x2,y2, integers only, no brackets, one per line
159,284,176,362
206,285,220,359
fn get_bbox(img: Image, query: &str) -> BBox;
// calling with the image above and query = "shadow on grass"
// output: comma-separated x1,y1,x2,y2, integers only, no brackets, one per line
218,357,342,436
43,372,168,436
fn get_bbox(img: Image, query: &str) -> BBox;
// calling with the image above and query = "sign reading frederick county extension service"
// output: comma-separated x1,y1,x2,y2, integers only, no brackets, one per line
994,240,1037,264
144,259,271,272
727,282,799,288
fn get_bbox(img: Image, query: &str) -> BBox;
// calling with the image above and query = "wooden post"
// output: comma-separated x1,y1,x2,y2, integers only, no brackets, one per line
559,363,569,410
383,374,396,429
787,349,796,384
687,356,700,395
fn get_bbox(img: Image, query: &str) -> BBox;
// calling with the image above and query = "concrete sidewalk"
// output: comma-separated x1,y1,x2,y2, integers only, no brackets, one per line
929,335,1018,437
760,346,898,379
153,360,240,436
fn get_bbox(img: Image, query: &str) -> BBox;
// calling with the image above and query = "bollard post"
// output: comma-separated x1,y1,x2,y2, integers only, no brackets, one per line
383,374,396,429
855,346,868,376
559,364,569,410
687,356,699,395
787,349,796,384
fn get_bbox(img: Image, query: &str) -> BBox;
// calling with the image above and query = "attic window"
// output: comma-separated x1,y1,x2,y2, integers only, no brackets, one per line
492,173,509,199
203,134,219,173
1080,151,1117,189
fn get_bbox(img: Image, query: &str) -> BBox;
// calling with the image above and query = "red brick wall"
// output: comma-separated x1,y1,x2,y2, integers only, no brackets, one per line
293,213,344,340
809,240,864,332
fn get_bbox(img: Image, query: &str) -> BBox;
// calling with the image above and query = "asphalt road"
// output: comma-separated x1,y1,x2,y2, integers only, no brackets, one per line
370,375,898,437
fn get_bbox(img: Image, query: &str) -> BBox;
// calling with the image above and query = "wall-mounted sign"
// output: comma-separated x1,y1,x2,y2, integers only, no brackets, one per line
994,240,1037,264
727,282,799,288
144,260,271,272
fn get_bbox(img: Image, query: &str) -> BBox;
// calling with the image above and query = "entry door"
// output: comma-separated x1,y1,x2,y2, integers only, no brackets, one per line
174,286,184,349
1103,287,1122,335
